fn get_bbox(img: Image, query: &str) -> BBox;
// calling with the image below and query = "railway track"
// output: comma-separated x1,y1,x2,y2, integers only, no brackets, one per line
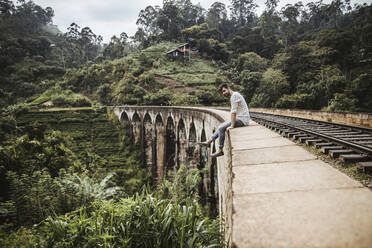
250,112,372,173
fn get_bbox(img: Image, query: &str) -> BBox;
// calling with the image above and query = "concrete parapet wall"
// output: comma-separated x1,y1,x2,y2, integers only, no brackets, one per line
251,108,372,128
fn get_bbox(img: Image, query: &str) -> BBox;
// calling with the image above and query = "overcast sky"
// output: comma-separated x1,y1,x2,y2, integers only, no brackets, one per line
32,0,370,43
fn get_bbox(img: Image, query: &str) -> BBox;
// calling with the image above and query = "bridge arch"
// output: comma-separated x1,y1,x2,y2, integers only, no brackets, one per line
189,122,197,143
165,116,176,174
199,128,208,203
177,119,187,168
143,113,154,176
209,128,218,216
187,122,198,167
120,111,130,123
132,112,141,145
155,114,165,181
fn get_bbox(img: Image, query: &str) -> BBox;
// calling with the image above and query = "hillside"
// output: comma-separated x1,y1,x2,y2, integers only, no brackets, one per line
30,42,227,108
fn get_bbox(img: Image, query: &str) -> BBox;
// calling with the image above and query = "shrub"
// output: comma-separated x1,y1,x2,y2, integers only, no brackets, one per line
237,52,268,72
96,84,111,105
18,82,40,97
143,89,172,105
0,89,11,107
139,72,156,89
112,76,145,105
250,68,290,107
275,93,315,109
0,226,45,248
327,93,358,112
157,165,201,205
350,71,372,112
39,193,224,248
132,66,144,77
2,130,76,177
196,88,225,105
51,92,92,107
0,115,17,140
3,169,122,227
138,52,154,68
170,93,200,106
2,103,30,117
71,96,91,107
239,70,262,104
51,94,69,106
198,38,229,62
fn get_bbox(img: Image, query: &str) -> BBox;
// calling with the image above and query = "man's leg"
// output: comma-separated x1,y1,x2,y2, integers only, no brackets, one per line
211,120,231,145
234,119,245,128
198,121,231,147
216,119,244,148
209,121,231,158
199,120,245,157
211,119,245,157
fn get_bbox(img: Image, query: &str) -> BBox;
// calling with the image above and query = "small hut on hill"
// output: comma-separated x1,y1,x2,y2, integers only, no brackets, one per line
166,43,191,61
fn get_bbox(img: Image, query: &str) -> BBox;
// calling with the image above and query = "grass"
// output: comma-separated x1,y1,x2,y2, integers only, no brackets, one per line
36,107,93,112
136,41,226,90
152,57,222,87
29,95,50,105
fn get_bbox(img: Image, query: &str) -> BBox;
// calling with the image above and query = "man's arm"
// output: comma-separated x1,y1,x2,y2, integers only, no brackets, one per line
230,93,238,129
230,112,237,128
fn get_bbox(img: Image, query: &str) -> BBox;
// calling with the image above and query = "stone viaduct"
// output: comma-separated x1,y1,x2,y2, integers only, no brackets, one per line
112,106,234,244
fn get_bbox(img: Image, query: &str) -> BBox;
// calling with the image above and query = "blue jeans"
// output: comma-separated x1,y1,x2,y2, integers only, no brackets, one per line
210,119,245,149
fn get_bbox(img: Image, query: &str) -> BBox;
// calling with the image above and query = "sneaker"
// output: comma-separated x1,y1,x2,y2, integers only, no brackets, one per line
198,141,210,147
210,151,224,158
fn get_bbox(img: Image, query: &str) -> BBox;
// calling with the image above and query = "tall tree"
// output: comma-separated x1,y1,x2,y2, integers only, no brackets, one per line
303,1,327,30
229,0,258,27
0,0,15,15
325,0,350,29
136,5,159,38
207,2,227,30
258,0,282,58
280,3,303,47
63,23,102,66
104,32,129,59
265,0,279,14
177,0,204,28
157,0,183,40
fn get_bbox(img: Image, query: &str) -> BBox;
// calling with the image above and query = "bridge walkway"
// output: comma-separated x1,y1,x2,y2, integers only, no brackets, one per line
225,120,372,248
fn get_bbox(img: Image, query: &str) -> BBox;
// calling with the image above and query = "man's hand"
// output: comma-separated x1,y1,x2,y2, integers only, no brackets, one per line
227,126,234,130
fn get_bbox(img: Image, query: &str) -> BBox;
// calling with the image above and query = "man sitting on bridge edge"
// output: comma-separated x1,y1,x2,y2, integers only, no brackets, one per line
199,83,250,157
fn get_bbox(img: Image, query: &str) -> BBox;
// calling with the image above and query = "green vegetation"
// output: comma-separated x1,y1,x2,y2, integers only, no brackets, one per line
30,85,92,107
0,106,223,247
1,0,372,246
132,0,372,112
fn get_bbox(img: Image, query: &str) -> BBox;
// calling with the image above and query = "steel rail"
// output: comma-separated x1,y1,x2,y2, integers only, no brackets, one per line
251,114,372,157
250,111,372,134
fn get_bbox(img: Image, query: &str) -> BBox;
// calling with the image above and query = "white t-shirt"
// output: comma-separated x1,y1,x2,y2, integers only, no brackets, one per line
230,91,250,125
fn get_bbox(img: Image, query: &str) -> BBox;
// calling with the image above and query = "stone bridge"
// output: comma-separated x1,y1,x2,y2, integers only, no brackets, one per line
111,106,372,248
111,106,233,238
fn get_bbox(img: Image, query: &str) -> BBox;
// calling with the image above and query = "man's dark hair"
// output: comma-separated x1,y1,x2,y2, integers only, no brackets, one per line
218,83,229,92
